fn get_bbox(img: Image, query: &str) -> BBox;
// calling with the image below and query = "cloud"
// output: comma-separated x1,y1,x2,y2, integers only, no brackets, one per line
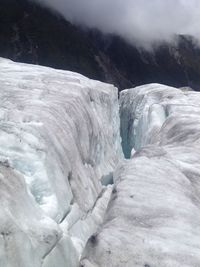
34,0,200,48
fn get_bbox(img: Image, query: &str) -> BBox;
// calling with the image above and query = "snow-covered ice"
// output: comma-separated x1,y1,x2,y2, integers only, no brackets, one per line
1,57,200,267
82,84,200,267
0,58,122,267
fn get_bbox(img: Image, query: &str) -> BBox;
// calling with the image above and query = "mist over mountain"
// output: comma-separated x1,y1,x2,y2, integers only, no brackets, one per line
1,0,200,90
33,0,200,48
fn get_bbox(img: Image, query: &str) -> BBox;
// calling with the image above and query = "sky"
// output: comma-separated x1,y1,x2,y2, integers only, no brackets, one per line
34,0,200,48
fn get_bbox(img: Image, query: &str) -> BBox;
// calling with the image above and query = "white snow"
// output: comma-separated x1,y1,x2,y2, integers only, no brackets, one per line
2,58,200,267
82,84,200,267
0,58,122,267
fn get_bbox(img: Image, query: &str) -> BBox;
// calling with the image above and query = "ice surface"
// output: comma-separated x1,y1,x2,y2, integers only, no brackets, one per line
2,58,200,267
0,58,122,266
82,84,200,267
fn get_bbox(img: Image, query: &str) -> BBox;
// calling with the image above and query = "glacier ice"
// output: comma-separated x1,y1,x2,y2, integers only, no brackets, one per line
82,84,200,267
1,57,200,267
0,58,122,267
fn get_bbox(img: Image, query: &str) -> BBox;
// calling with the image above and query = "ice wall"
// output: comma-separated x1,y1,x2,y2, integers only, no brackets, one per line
82,84,200,267
119,84,181,157
0,58,123,267
2,58,200,267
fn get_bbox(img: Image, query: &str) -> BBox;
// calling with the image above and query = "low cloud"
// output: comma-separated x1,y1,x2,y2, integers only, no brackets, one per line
34,0,200,48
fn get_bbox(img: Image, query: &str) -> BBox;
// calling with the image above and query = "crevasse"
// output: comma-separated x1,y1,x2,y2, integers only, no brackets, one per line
82,84,200,267
1,58,200,267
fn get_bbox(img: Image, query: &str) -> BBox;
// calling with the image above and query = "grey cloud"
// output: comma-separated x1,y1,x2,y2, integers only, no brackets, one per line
34,0,200,48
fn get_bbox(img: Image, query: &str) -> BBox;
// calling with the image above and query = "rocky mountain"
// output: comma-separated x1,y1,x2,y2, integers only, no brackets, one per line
1,0,200,90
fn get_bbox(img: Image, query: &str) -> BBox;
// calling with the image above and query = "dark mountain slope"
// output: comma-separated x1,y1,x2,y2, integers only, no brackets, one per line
0,0,104,81
1,0,200,90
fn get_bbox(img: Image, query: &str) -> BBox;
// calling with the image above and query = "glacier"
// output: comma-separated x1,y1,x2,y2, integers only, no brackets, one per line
82,84,200,267
1,58,200,267
0,58,122,267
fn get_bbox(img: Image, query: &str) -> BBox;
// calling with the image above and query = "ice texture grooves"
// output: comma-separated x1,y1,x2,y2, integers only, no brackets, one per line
82,84,200,267
0,58,122,267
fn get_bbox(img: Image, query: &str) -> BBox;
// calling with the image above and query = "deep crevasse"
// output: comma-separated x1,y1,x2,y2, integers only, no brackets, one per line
82,84,200,267
1,58,200,267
